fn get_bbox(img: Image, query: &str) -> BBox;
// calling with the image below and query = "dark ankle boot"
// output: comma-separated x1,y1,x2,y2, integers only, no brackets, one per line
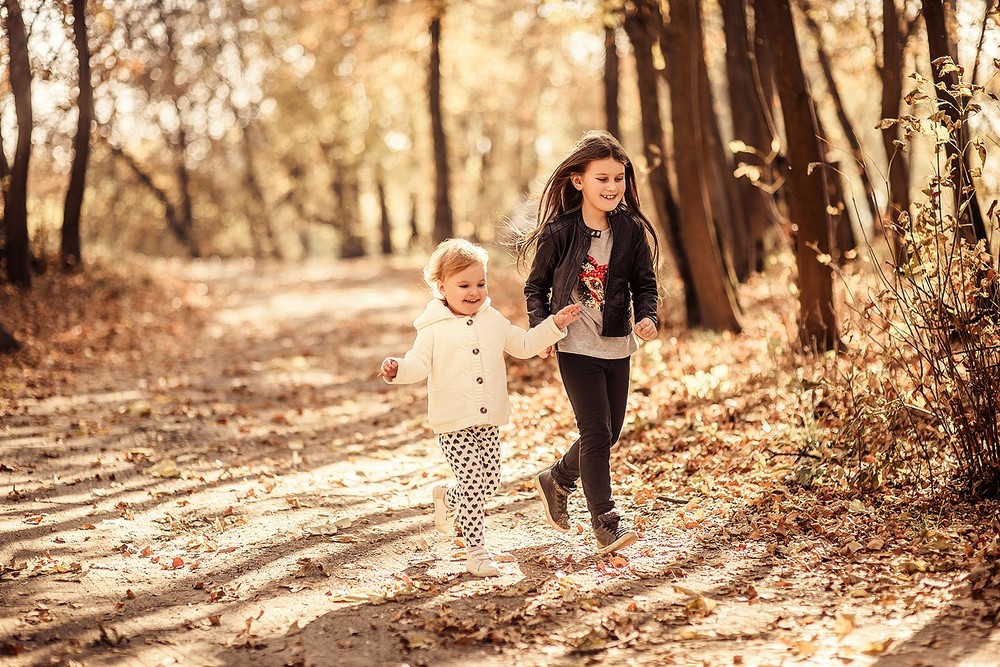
535,467,572,532
593,510,637,554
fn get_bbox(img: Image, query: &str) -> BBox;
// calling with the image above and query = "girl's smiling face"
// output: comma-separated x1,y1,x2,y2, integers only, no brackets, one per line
572,157,626,220
439,262,488,316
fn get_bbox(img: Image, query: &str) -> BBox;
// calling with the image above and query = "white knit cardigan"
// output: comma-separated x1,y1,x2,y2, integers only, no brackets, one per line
385,298,566,434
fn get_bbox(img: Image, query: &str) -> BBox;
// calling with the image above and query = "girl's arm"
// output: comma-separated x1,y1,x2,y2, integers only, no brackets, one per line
630,231,659,328
503,304,581,359
524,229,559,329
381,328,433,384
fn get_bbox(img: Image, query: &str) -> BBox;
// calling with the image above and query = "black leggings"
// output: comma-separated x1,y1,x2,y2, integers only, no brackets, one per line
550,351,630,522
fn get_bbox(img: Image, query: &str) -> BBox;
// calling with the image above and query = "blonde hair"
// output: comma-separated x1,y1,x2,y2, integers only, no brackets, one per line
424,238,489,299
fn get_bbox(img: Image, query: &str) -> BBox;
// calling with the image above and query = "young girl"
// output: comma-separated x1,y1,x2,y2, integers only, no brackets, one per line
379,238,582,576
518,130,660,555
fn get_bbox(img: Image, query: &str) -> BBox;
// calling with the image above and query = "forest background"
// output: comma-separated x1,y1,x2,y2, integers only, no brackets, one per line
4,0,1000,666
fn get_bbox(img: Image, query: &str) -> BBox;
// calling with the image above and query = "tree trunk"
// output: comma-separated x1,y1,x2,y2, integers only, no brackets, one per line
0,322,20,353
621,0,695,324
748,0,778,127
654,1,750,280
174,127,199,257
923,0,987,242
428,11,454,244
378,175,393,256
241,124,281,259
3,0,33,288
691,9,750,282
880,0,910,262
970,3,991,86
0,97,9,258
663,0,742,332
409,193,420,248
332,163,365,259
604,24,621,139
109,143,197,255
808,94,857,261
814,103,858,260
799,0,881,231
757,0,840,351
721,0,776,273
61,0,92,270
160,12,200,258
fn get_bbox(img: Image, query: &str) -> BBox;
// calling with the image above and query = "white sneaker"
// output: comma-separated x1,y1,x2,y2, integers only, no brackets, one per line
432,484,455,534
466,548,500,577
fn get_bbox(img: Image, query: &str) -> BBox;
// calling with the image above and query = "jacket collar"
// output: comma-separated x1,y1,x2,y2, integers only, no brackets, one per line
414,297,492,330
572,204,626,235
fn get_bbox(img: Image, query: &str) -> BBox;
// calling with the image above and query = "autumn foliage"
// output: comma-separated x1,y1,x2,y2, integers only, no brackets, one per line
842,61,1000,499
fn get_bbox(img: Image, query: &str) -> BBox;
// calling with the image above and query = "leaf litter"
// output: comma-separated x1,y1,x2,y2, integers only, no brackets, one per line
1,257,999,666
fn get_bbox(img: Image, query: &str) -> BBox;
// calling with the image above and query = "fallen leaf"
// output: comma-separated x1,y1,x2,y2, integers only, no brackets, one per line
685,595,717,615
402,631,437,649
835,612,855,640
900,559,928,573
861,638,893,655
147,460,180,478
791,638,817,657
303,520,338,536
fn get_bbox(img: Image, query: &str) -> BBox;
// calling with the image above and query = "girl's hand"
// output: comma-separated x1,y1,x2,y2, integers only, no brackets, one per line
538,345,556,359
553,304,583,330
378,358,398,381
634,317,657,341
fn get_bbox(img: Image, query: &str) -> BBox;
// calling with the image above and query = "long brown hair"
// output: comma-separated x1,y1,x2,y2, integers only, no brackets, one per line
515,130,660,268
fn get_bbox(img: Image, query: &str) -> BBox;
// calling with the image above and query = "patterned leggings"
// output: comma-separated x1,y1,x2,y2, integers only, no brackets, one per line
438,424,501,549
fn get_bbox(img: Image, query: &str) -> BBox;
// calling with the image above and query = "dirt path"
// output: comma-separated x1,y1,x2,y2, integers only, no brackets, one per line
3,258,999,666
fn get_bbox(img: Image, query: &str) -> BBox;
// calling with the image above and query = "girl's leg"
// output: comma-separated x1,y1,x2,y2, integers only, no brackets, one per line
553,353,630,520
439,425,501,549
606,355,631,447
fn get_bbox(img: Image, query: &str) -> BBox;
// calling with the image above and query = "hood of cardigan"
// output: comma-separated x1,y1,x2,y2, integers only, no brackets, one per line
413,297,492,330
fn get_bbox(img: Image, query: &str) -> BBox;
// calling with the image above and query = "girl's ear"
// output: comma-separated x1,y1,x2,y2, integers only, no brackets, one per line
570,174,583,191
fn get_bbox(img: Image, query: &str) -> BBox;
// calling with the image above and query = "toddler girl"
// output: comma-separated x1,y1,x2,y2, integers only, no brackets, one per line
379,238,581,576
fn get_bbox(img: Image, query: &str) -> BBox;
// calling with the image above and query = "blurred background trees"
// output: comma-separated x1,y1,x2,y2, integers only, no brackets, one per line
1,0,999,350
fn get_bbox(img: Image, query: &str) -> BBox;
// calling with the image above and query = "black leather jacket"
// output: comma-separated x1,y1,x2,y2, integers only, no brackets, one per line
524,208,658,338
